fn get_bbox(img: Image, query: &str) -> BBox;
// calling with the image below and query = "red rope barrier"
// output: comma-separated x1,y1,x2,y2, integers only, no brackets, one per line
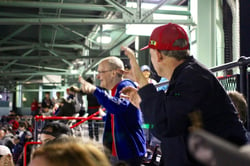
70,111,101,128
23,141,41,166
24,112,103,166
217,75,233,79
34,115,101,121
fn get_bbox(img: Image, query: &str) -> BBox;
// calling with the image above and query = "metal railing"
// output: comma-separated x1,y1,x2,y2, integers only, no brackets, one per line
210,56,250,130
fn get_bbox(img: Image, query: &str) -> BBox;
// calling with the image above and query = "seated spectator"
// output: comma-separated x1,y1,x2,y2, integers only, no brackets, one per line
0,127,14,152
0,145,14,166
42,106,53,117
227,91,248,124
227,91,250,142
13,121,33,165
29,137,111,166
39,121,72,144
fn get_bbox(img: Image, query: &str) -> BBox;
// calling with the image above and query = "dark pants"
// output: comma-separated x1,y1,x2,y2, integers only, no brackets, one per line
87,108,99,141
88,120,99,141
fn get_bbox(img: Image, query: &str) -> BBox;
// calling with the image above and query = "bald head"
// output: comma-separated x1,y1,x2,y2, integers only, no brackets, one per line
100,56,124,71
97,56,125,90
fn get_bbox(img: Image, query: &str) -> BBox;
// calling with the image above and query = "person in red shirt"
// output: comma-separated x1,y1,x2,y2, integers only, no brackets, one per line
31,98,38,116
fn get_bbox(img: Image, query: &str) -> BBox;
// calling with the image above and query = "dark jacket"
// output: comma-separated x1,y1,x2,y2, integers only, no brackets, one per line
93,79,146,160
57,102,75,117
138,56,247,166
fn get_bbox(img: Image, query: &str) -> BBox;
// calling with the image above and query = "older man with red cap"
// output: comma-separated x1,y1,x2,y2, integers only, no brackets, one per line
121,23,247,166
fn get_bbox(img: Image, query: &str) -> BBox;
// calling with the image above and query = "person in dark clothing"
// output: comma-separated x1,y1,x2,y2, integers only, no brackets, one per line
86,77,101,142
121,23,248,166
40,121,72,144
41,92,53,111
56,98,75,117
68,86,86,116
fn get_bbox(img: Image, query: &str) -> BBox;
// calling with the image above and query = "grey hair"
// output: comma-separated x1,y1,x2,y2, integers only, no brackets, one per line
159,39,190,60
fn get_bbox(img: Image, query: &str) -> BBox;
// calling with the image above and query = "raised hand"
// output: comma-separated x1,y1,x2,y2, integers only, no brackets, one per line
78,76,96,94
121,46,148,88
120,86,141,109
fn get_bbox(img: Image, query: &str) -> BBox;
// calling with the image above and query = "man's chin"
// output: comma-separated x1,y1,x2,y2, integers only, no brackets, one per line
100,84,105,89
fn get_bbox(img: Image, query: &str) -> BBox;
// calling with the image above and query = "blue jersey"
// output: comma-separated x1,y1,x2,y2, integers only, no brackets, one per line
93,79,146,160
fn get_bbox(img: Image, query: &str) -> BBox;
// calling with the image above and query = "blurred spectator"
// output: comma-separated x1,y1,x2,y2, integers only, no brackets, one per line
157,77,169,92
13,120,33,165
66,88,74,102
227,91,248,124
140,65,157,84
86,77,101,142
41,92,53,111
0,145,14,166
16,121,27,137
140,65,159,155
227,91,250,142
54,91,62,103
42,106,53,117
0,127,14,152
39,121,72,144
31,98,39,116
68,86,85,116
52,91,62,115
8,114,20,132
56,98,75,117
29,137,111,166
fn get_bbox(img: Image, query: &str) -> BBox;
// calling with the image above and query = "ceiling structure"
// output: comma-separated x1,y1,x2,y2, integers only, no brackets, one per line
0,0,191,91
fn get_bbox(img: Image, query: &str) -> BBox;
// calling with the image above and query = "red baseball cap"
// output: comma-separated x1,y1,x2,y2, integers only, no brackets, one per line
140,23,189,51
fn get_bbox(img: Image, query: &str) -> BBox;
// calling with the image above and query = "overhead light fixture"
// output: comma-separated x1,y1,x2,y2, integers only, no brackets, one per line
126,2,188,11
70,70,79,74
96,35,112,44
125,2,188,36
126,23,188,36
43,75,61,85
126,24,163,36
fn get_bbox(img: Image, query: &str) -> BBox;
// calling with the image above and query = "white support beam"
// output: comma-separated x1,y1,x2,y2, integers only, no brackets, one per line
0,1,115,12
0,18,195,25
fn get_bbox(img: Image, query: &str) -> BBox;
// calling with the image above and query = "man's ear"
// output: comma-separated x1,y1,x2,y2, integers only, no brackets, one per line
157,50,164,62
117,69,126,75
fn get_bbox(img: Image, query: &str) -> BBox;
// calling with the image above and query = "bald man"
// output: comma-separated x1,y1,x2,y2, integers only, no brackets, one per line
79,56,146,166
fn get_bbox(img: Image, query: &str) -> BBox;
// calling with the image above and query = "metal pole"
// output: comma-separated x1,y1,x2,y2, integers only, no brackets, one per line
238,56,249,130
34,117,38,142
238,57,247,97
